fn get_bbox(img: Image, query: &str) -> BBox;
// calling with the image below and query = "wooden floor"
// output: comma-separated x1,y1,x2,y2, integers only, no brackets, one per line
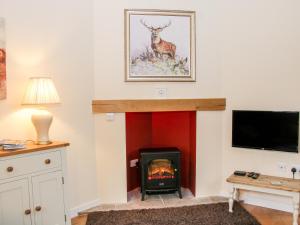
71,203,299,225
71,214,87,225
242,203,299,225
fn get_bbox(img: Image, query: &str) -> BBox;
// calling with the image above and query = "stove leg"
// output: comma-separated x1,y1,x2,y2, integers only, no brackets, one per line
178,188,182,199
141,190,146,201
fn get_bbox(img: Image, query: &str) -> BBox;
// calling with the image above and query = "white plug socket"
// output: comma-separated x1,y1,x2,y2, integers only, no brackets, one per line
130,159,139,167
106,113,115,121
277,162,287,172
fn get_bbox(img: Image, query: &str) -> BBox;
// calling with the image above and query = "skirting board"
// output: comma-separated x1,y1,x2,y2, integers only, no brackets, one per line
220,191,293,213
69,198,101,218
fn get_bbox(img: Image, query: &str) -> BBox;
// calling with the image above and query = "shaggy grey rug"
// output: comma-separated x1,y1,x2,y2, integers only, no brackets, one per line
86,202,261,225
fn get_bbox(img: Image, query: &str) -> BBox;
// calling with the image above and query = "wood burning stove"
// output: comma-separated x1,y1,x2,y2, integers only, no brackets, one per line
139,147,182,201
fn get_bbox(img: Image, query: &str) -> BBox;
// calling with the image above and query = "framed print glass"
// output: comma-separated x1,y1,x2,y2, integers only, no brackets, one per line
0,18,6,99
125,9,196,82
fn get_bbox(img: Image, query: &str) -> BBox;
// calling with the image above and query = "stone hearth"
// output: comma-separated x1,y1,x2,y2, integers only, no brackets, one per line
81,188,227,213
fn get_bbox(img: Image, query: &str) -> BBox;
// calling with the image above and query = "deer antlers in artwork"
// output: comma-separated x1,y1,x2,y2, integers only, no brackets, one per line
140,19,176,59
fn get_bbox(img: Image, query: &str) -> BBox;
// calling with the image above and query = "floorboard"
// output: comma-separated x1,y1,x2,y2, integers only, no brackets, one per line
242,203,299,225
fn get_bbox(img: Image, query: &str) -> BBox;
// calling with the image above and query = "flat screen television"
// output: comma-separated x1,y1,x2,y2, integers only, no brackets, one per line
232,110,299,153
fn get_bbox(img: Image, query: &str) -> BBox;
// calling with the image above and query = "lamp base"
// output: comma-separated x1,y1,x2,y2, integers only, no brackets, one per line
31,109,53,145
35,140,53,145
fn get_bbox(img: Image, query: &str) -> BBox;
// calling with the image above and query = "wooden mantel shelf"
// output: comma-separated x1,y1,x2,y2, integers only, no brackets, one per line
92,98,226,113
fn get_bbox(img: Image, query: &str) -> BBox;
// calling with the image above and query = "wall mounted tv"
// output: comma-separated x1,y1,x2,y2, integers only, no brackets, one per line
232,110,299,153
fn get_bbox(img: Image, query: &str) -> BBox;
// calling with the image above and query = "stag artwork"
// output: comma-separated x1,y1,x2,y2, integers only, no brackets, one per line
0,18,6,100
126,10,194,80
140,20,176,60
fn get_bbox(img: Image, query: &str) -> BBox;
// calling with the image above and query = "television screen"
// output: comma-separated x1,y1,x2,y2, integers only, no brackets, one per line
232,110,299,153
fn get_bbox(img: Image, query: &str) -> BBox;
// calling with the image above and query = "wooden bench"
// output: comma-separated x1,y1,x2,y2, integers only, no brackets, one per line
227,174,300,225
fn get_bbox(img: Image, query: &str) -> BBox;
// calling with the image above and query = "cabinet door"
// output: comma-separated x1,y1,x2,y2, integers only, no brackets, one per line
32,171,65,225
0,179,32,225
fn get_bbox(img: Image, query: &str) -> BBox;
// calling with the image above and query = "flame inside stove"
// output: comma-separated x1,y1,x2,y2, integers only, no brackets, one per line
148,159,175,180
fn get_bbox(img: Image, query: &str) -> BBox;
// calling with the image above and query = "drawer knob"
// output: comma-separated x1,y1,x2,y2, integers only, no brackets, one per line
45,159,51,164
24,209,31,215
6,166,14,172
35,206,42,211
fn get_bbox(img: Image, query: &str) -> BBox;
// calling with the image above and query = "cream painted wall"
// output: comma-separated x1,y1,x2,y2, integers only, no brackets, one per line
0,0,98,210
196,111,223,196
93,0,224,203
220,1,300,211
94,0,300,206
1,0,299,212
94,0,223,99
94,114,127,203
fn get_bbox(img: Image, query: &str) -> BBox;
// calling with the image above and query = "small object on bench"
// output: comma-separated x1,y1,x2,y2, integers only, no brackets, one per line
234,170,246,176
247,172,260,179
247,172,255,177
251,173,260,179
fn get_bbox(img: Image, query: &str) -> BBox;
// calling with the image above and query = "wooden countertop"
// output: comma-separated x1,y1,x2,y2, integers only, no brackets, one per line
227,174,300,192
0,141,70,158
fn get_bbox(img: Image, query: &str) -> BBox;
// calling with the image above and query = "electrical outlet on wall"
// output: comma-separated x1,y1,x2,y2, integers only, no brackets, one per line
106,113,115,121
277,162,287,172
130,159,139,167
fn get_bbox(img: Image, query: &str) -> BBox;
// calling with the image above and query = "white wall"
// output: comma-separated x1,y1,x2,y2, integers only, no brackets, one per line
0,0,98,210
220,0,300,211
196,111,223,196
94,0,300,207
94,113,127,203
1,0,299,213
93,0,224,203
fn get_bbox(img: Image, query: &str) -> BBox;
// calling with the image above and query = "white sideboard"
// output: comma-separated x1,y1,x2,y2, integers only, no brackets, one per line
0,142,70,225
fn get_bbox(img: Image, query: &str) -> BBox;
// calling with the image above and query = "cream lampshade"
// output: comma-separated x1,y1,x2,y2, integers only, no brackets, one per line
22,77,60,145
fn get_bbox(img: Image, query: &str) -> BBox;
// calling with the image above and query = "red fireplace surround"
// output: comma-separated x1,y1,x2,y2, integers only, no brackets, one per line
126,111,196,195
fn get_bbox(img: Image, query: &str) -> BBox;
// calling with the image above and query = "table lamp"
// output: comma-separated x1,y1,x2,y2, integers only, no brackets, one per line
22,77,60,144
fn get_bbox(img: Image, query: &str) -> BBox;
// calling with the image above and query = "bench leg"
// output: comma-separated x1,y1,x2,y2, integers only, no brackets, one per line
234,188,240,202
229,187,235,213
293,195,299,225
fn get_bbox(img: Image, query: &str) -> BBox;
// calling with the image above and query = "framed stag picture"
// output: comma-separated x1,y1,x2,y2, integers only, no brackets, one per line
125,9,196,82
0,18,6,99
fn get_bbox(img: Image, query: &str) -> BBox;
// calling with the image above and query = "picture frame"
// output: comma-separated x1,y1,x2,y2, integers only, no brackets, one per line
0,18,6,99
125,9,196,82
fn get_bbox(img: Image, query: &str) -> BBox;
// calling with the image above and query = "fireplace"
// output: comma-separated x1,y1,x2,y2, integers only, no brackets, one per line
93,99,226,203
140,147,182,200
126,111,196,199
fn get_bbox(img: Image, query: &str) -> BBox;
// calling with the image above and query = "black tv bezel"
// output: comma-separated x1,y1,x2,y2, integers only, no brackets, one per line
232,110,299,153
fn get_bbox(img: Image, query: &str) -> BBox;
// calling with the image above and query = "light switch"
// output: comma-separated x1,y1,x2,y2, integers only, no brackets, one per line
155,88,167,98
106,113,115,121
